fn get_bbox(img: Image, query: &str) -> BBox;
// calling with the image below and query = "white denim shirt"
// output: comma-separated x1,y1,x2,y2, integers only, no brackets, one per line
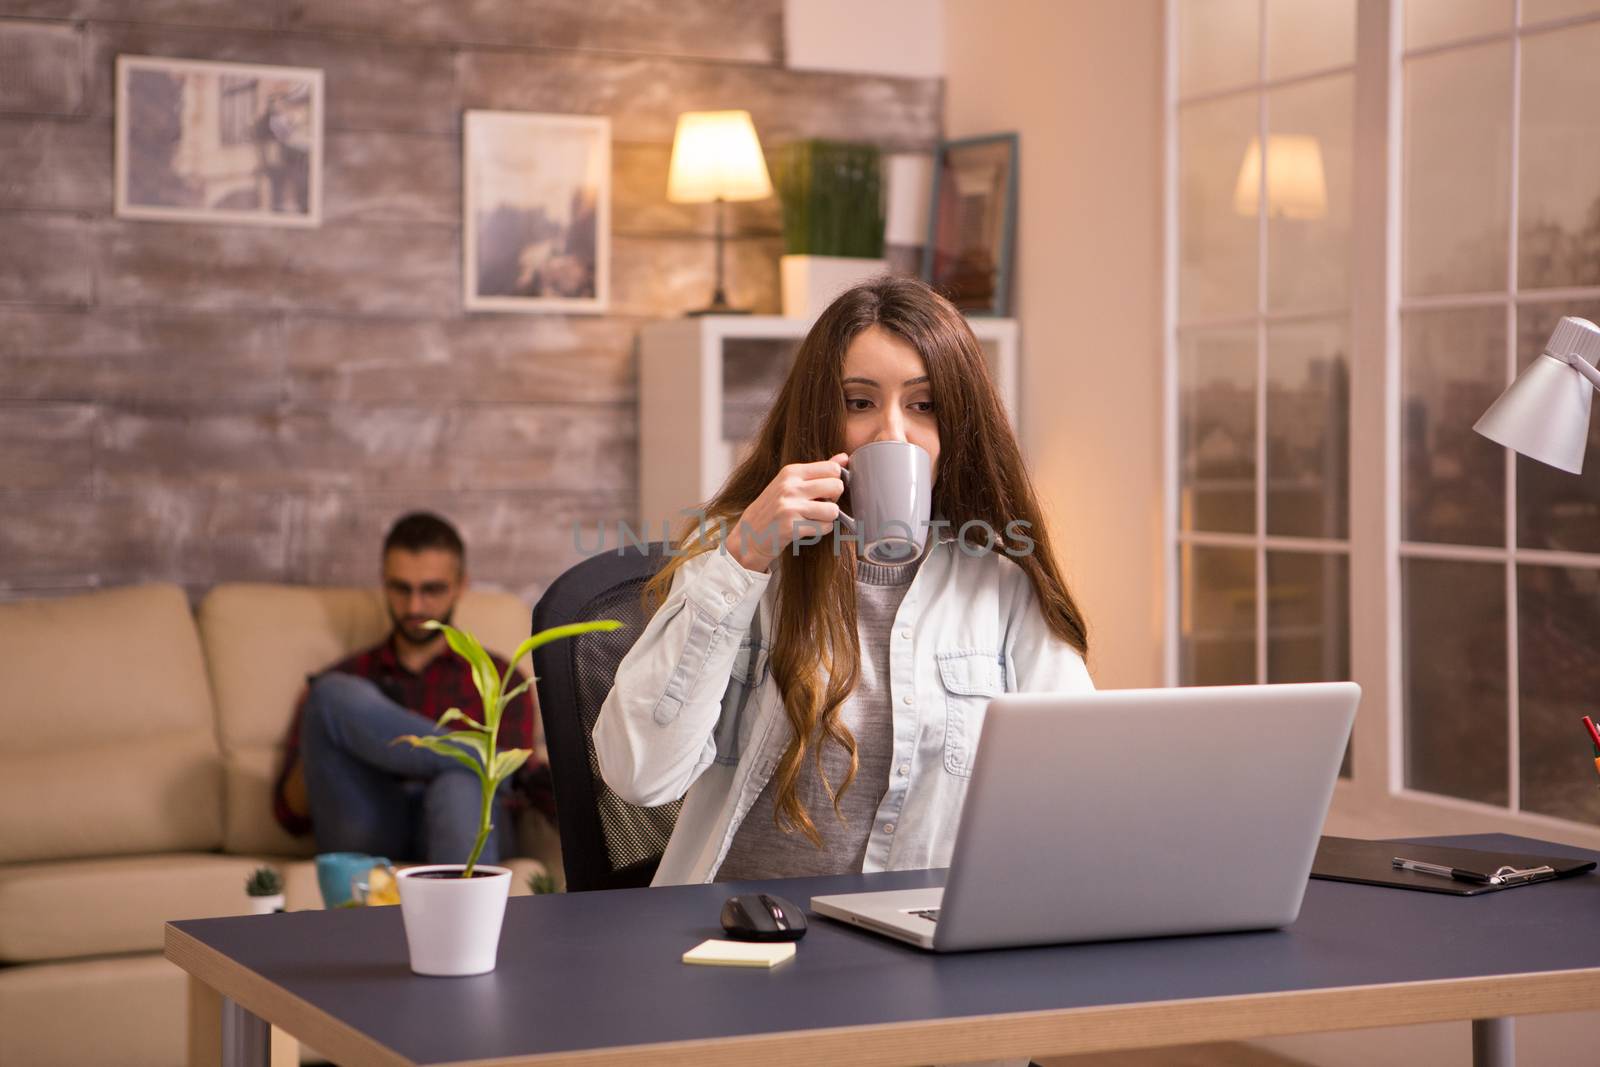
592,530,1095,886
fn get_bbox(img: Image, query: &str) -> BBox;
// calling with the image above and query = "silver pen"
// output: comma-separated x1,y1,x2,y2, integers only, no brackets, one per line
1391,856,1500,885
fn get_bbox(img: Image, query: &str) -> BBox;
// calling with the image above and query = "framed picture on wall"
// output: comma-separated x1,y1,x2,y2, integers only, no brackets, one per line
464,110,611,314
115,55,323,227
921,132,1018,317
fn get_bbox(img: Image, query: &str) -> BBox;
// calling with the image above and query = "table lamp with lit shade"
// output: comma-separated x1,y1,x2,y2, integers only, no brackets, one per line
1475,316,1600,474
667,109,773,315
1233,135,1327,220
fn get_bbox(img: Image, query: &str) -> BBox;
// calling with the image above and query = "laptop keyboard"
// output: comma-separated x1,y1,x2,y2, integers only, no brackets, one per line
907,907,941,923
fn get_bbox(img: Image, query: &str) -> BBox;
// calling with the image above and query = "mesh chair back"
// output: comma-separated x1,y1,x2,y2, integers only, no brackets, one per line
531,542,681,891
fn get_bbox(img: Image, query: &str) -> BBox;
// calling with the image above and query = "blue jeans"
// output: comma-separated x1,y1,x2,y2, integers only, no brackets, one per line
300,673,512,865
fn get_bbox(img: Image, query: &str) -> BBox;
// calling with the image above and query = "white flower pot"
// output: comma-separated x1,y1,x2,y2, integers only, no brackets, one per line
246,893,284,915
396,865,512,976
780,254,889,320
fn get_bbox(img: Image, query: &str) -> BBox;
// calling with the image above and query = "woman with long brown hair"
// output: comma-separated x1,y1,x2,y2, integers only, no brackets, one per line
593,276,1093,885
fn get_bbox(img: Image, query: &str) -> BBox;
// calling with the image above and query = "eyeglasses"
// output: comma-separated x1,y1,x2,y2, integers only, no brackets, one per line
384,580,453,600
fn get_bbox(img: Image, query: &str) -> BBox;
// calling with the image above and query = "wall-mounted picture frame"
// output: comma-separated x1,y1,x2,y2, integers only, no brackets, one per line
921,132,1018,317
464,110,611,314
115,55,323,227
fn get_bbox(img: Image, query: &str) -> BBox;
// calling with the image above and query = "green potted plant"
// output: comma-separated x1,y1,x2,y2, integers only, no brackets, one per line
774,139,887,319
392,617,620,976
244,865,284,915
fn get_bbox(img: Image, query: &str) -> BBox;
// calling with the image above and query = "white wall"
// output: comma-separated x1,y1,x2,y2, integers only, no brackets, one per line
943,0,1166,689
785,0,945,78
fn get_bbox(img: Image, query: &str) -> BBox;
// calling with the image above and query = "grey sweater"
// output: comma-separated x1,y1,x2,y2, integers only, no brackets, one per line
714,556,917,881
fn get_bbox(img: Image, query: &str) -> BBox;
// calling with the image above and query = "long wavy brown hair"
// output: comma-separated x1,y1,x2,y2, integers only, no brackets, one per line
645,276,1089,844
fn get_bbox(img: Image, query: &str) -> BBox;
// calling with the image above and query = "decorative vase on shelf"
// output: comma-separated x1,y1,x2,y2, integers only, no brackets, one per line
775,139,888,319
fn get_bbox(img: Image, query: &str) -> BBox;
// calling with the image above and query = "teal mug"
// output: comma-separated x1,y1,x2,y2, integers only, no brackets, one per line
315,852,391,909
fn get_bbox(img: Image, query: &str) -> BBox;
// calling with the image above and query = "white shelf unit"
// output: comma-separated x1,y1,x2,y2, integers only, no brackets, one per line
638,315,1019,537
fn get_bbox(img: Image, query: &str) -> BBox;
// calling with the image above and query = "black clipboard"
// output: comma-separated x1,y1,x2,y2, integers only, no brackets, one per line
1311,836,1596,896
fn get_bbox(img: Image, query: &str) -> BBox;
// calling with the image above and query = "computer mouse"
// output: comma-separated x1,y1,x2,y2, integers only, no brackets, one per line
720,893,808,942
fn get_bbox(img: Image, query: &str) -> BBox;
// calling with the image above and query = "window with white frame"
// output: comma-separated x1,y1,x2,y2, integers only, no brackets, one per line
1169,0,1600,822
1172,0,1357,775
1399,0,1600,823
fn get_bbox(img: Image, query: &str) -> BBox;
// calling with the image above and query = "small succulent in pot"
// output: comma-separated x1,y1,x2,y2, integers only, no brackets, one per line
245,865,285,915
245,866,283,898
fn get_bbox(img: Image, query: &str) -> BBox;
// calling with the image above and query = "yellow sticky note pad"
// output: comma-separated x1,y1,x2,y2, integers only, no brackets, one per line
682,939,796,968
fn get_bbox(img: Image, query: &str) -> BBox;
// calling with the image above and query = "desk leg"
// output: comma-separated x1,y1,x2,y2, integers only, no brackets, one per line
1472,1017,1514,1067
188,977,222,1067
221,997,270,1067
270,1025,300,1067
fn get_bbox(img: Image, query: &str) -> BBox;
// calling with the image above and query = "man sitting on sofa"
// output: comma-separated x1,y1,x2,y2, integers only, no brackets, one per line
272,511,548,864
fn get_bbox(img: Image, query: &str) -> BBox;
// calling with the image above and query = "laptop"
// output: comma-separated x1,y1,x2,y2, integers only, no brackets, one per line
811,682,1360,951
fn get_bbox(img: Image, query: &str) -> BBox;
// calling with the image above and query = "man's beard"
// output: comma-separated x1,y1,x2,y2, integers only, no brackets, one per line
390,605,455,647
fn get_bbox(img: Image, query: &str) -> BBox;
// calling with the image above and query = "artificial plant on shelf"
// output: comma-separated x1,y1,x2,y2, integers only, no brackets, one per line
774,139,886,259
772,139,889,319
394,617,621,878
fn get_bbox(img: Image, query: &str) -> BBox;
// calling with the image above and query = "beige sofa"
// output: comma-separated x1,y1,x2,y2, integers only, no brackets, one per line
0,582,559,1067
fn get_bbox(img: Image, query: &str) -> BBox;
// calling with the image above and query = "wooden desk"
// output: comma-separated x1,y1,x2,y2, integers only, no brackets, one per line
167,834,1600,1067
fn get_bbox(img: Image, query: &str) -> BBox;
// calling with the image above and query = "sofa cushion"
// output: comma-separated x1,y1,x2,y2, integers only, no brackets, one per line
0,584,222,863
197,583,535,856
0,854,270,963
0,735,222,865
0,953,191,1067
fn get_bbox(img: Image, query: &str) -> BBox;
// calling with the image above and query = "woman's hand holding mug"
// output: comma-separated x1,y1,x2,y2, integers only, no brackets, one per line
724,453,849,573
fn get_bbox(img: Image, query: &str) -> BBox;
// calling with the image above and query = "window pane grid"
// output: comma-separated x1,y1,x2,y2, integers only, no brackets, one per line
1397,16,1520,807
1402,557,1511,806
1177,0,1357,104
1399,10,1600,819
1184,532,1351,553
1178,305,1351,331
1401,287,1600,310
1518,560,1600,823
1521,7,1600,35
1175,62,1359,109
1170,0,1600,821
1173,0,1353,728
1401,7,1600,60
1400,542,1600,568
1255,317,1268,680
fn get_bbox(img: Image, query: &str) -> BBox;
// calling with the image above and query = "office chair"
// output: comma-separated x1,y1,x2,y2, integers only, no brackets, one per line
530,541,682,891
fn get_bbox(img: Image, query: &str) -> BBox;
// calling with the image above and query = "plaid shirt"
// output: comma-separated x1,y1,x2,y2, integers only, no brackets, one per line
272,635,551,836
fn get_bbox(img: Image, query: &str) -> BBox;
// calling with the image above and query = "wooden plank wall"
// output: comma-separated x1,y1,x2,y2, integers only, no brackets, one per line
0,0,942,603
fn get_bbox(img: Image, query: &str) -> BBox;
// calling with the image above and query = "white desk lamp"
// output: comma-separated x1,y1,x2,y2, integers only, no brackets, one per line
1475,316,1600,474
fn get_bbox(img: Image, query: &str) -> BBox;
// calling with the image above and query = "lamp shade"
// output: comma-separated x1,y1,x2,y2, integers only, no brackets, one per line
1474,316,1600,475
666,110,773,204
1232,135,1327,220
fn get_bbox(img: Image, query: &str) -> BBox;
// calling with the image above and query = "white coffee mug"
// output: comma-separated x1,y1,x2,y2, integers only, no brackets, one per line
837,441,933,565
